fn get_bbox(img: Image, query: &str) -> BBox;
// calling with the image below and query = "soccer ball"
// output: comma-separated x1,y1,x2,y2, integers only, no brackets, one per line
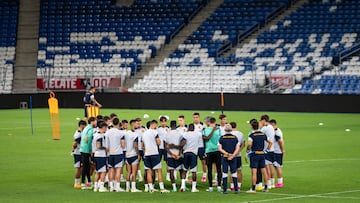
143,114,150,119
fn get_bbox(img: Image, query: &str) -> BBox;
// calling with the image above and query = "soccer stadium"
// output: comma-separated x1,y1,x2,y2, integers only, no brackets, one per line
0,0,360,202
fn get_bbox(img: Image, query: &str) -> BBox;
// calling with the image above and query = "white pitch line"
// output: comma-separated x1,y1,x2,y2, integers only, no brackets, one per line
239,189,360,203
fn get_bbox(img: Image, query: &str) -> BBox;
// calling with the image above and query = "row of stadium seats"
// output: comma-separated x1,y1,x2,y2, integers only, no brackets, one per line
291,56,360,94
132,0,289,93
37,0,207,76
0,0,18,93
132,0,360,94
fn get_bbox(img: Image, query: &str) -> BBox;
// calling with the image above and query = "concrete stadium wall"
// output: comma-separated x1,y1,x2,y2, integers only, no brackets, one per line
1,92,359,113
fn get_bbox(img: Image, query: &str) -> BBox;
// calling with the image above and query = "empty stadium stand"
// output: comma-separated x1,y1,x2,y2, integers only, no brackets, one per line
132,0,360,94
36,0,207,86
0,0,18,93
132,0,291,93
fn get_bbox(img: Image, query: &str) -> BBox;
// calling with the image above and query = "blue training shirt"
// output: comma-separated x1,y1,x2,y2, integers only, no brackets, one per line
219,133,239,156
248,130,268,152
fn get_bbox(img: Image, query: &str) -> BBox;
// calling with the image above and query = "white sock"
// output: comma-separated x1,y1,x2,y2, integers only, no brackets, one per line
202,173,206,177
131,182,136,190
192,182,197,190
109,181,114,189
144,183,149,190
99,182,105,189
137,170,142,178
271,178,275,185
159,182,165,190
172,183,177,191
181,179,186,189
278,178,283,184
105,174,109,182
116,182,120,189
230,183,234,188
149,183,154,190
238,182,242,188
75,178,80,185
94,182,99,189
166,172,170,177
126,181,130,190
267,180,271,186
256,182,263,187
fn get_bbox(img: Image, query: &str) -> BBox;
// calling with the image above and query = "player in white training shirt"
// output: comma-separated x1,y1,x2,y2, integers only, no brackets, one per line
164,120,184,192
142,120,169,193
177,115,187,134
181,123,202,192
135,118,145,182
92,121,108,192
269,119,285,188
192,112,207,182
218,114,227,135
106,118,125,192
157,116,170,181
260,115,276,189
72,120,87,189
124,120,142,192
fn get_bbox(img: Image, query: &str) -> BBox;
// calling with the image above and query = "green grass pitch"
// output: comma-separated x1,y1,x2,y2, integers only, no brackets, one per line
0,108,359,202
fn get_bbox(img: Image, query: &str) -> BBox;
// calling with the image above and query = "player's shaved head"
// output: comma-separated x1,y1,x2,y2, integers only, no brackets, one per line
188,123,195,131
170,120,177,129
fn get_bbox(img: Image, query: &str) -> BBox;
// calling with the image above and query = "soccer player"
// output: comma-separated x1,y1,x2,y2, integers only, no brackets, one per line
218,124,241,194
218,114,227,135
92,121,108,192
177,115,187,134
260,115,276,189
192,112,207,182
142,120,169,193
230,121,245,191
104,116,111,129
246,119,272,193
203,117,222,192
135,117,145,182
269,119,285,188
164,120,184,192
79,117,97,189
157,116,170,181
83,86,102,118
125,120,142,192
120,119,129,182
106,118,126,192
72,120,87,189
181,123,202,192
121,120,129,130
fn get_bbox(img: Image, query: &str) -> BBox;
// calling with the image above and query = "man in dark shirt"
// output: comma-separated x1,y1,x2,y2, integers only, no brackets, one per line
218,124,240,194
246,119,272,193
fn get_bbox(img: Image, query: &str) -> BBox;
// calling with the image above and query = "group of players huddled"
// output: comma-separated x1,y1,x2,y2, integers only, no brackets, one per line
71,113,285,194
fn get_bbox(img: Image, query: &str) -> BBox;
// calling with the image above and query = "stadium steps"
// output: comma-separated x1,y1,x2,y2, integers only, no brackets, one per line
13,0,40,93
221,0,308,58
122,0,224,90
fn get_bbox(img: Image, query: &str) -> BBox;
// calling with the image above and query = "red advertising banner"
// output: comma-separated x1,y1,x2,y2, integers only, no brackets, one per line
268,75,295,88
37,78,122,90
